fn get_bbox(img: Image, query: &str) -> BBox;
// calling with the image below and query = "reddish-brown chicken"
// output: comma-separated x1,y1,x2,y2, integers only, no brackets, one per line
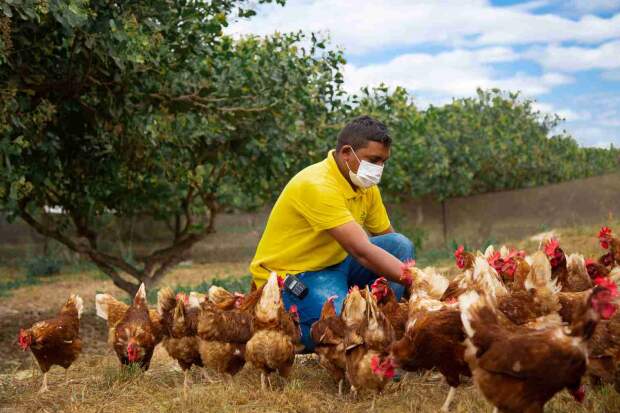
459,283,617,413
344,286,396,398
158,288,203,393
543,238,591,292
245,273,301,390
599,226,620,267
18,294,83,393
96,283,163,370
488,247,527,288
390,290,468,412
371,277,408,340
196,283,263,379
496,252,561,328
310,295,347,395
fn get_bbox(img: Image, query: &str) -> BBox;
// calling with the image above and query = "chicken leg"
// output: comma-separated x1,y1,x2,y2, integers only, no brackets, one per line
183,370,191,398
261,372,267,391
38,372,49,394
492,408,498,413
338,379,344,396
440,386,456,412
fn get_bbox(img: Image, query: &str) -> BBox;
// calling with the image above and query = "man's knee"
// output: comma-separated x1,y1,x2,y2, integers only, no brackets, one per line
372,232,415,259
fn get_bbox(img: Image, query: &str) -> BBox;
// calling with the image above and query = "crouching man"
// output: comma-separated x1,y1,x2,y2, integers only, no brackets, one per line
249,115,414,351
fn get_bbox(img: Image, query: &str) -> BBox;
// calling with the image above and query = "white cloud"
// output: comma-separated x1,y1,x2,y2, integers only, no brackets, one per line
531,102,592,121
342,47,572,98
525,40,620,72
229,0,620,54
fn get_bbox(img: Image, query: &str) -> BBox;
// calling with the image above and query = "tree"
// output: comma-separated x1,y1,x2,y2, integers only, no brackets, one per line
0,0,346,294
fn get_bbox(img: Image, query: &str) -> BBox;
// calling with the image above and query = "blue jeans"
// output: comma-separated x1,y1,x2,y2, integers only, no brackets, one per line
282,232,415,352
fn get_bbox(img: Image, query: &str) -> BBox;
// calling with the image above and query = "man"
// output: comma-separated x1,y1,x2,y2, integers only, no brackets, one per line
249,115,414,351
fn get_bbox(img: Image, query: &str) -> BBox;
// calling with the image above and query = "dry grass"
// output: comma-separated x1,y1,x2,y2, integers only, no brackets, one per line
1,220,620,412
1,349,619,413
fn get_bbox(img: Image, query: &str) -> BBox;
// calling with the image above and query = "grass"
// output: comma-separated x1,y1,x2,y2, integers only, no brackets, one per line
1,220,620,412
1,351,619,413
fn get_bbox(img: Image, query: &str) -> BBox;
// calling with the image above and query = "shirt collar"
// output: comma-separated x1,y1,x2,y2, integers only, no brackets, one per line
326,149,365,199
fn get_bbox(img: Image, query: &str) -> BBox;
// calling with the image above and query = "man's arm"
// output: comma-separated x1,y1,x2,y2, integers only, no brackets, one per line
371,225,394,236
328,221,405,285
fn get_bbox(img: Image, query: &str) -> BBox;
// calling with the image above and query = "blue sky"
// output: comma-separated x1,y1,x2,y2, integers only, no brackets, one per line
229,0,620,147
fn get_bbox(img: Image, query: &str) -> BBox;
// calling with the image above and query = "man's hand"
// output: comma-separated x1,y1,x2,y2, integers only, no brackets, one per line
328,221,408,286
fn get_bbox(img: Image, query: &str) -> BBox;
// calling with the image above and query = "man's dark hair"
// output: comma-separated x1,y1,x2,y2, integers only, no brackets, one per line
336,115,391,151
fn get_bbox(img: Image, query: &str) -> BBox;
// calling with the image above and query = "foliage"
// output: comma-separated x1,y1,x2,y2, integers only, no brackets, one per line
0,0,345,294
24,254,63,277
349,86,619,201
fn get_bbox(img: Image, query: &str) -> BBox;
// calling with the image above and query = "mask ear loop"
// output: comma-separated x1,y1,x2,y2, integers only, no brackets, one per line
344,146,361,172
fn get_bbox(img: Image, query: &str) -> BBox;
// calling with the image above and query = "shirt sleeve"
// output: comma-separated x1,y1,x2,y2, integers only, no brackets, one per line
290,183,354,231
364,187,391,234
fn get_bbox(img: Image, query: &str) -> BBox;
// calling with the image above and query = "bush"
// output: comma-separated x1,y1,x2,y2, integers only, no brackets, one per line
24,255,63,277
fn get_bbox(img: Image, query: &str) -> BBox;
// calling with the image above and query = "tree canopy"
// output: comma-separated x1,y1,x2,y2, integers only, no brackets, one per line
1,1,617,294
0,0,346,294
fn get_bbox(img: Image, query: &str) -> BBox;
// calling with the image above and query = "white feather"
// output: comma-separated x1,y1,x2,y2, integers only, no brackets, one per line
499,245,510,259
188,292,201,309
135,283,146,301
458,291,480,339
483,245,496,259
72,294,84,319
95,293,110,320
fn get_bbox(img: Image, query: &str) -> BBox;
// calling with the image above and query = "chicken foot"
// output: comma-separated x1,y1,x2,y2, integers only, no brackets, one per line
38,372,49,394
440,386,456,412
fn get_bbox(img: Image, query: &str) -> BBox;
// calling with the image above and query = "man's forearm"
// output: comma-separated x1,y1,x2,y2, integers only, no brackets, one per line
354,243,405,285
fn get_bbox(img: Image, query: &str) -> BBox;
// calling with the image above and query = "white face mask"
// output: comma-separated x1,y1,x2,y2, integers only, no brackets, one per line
345,147,384,188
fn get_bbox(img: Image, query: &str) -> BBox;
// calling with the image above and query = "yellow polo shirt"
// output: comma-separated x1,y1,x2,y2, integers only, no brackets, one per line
249,150,391,286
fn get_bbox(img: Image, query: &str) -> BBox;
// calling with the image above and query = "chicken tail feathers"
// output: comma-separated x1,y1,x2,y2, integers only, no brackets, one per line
96,293,128,327
459,290,499,340
157,287,176,316
95,293,112,321
134,283,147,306
61,294,84,319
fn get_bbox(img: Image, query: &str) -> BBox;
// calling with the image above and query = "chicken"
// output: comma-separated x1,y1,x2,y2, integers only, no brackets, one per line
245,273,301,390
586,278,620,388
599,226,620,265
459,283,617,413
542,238,591,292
196,283,263,379
442,256,508,303
18,294,83,393
158,288,203,393
390,290,468,412
407,264,450,299
370,277,408,340
208,285,245,310
95,283,163,370
344,286,396,398
310,295,347,395
488,247,527,288
586,258,611,281
496,252,561,327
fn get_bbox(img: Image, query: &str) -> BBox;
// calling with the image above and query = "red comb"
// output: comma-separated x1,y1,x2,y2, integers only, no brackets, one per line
277,275,285,289
544,238,560,257
585,258,596,266
289,304,298,314
454,245,464,257
594,277,618,297
371,277,387,291
327,295,338,303
599,226,613,249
